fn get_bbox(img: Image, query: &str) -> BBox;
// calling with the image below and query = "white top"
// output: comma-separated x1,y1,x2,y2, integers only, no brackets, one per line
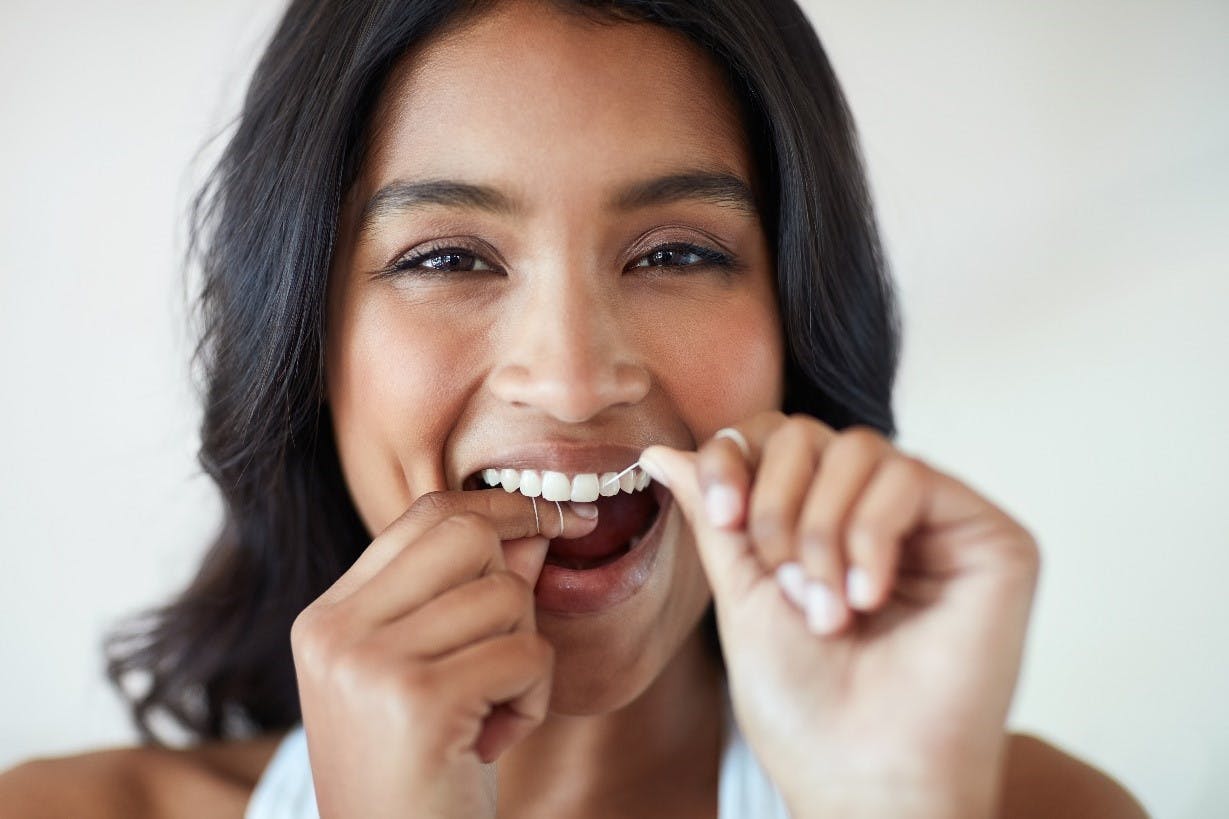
245,693,791,818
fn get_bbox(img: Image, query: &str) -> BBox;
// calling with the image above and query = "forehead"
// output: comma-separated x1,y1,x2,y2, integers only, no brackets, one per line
358,0,753,201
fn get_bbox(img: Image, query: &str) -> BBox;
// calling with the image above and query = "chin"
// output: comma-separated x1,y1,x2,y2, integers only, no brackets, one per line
546,654,663,716
537,604,667,715
538,530,714,716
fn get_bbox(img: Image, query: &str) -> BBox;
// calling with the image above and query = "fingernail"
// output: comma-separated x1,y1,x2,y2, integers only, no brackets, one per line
846,566,874,609
705,484,741,528
637,454,670,488
569,501,598,519
805,581,843,635
775,562,807,607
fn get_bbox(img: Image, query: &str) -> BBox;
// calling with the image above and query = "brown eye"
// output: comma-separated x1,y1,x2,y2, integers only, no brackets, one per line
394,246,495,274
631,243,733,271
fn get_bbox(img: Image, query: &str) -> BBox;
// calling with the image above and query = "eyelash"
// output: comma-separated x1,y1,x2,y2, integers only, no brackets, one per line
379,240,736,278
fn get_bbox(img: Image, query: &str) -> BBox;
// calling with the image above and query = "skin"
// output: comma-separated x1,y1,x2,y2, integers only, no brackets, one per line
314,2,779,816
0,1,1149,817
325,0,780,715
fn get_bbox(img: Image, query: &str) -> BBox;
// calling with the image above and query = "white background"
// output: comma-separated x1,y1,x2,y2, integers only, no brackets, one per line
2,1,1226,815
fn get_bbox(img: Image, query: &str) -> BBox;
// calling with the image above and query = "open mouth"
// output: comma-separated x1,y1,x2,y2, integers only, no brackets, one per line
462,472,665,570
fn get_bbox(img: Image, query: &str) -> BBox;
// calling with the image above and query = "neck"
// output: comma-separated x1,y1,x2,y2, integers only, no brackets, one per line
497,627,726,818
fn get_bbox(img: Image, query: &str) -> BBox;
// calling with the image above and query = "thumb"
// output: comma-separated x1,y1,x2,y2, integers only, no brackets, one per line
503,536,550,588
639,445,759,604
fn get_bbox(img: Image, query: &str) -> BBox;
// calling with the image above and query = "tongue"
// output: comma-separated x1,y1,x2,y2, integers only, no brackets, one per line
548,489,658,565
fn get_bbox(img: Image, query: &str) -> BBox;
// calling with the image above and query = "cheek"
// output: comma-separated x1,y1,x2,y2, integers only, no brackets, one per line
647,294,784,439
328,295,475,528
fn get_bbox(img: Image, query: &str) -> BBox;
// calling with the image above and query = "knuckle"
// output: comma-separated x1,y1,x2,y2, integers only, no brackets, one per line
785,412,825,437
792,411,835,437
837,425,889,456
328,639,386,694
442,511,499,543
846,518,888,553
289,606,318,651
290,605,344,664
750,504,786,539
700,434,739,466
392,662,436,702
698,439,745,484
338,642,425,695
409,489,456,521
367,663,437,721
889,453,928,481
487,570,533,607
1005,527,1042,575
775,417,812,443
799,517,840,553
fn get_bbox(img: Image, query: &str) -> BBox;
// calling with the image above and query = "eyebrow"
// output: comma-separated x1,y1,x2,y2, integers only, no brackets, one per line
355,170,758,239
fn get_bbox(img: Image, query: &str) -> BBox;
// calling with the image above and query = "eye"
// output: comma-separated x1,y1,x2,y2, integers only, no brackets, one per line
630,242,734,272
388,244,497,275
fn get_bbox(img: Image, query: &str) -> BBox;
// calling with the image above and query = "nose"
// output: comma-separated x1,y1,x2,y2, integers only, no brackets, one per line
487,272,650,423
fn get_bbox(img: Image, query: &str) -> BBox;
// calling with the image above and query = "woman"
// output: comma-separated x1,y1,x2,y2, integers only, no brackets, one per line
1,0,1147,816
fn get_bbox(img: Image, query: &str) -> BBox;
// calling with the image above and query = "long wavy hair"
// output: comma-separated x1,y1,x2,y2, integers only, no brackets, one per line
103,0,901,745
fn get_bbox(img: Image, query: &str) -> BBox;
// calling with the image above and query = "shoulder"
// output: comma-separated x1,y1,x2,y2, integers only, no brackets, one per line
0,747,149,819
1000,731,1149,818
0,732,288,819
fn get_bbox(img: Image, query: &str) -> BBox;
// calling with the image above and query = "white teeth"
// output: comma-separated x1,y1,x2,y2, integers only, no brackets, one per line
619,469,636,493
541,471,572,502
598,472,620,497
520,469,542,497
500,468,520,493
634,468,650,491
477,465,652,500
571,473,599,503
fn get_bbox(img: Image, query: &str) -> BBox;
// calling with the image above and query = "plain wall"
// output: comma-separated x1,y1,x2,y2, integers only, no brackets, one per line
2,2,1226,816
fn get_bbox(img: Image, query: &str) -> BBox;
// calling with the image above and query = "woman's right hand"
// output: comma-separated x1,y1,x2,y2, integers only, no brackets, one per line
289,489,599,819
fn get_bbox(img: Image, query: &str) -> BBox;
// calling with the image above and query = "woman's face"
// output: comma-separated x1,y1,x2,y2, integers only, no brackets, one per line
326,0,783,712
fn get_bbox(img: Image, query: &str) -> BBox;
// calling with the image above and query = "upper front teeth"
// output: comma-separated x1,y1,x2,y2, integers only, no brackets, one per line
480,467,651,502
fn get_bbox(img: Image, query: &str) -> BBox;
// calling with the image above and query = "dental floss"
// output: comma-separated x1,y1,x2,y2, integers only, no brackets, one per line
531,495,541,535
714,427,752,461
599,461,641,491
554,500,564,536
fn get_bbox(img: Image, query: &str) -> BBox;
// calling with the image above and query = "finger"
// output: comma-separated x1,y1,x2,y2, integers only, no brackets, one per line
695,433,750,530
434,631,554,763
795,429,891,632
324,491,598,603
693,412,786,530
344,512,508,626
747,420,821,572
637,445,761,605
377,570,537,659
501,535,550,587
843,454,927,612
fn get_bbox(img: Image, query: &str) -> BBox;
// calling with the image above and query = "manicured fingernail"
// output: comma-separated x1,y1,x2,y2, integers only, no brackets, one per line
705,484,741,527
569,501,598,519
846,566,874,609
775,561,807,607
805,581,843,635
637,455,670,488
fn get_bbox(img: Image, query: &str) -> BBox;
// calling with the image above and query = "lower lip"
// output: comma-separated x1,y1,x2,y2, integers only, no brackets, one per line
534,483,672,616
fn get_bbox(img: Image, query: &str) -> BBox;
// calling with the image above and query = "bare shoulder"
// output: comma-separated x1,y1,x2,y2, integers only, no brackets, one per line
0,732,287,819
1000,731,1150,818
0,746,149,819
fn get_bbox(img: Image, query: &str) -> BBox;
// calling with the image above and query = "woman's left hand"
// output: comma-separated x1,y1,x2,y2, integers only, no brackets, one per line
639,411,1041,819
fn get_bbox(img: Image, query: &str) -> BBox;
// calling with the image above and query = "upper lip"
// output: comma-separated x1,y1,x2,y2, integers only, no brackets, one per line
455,441,650,487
